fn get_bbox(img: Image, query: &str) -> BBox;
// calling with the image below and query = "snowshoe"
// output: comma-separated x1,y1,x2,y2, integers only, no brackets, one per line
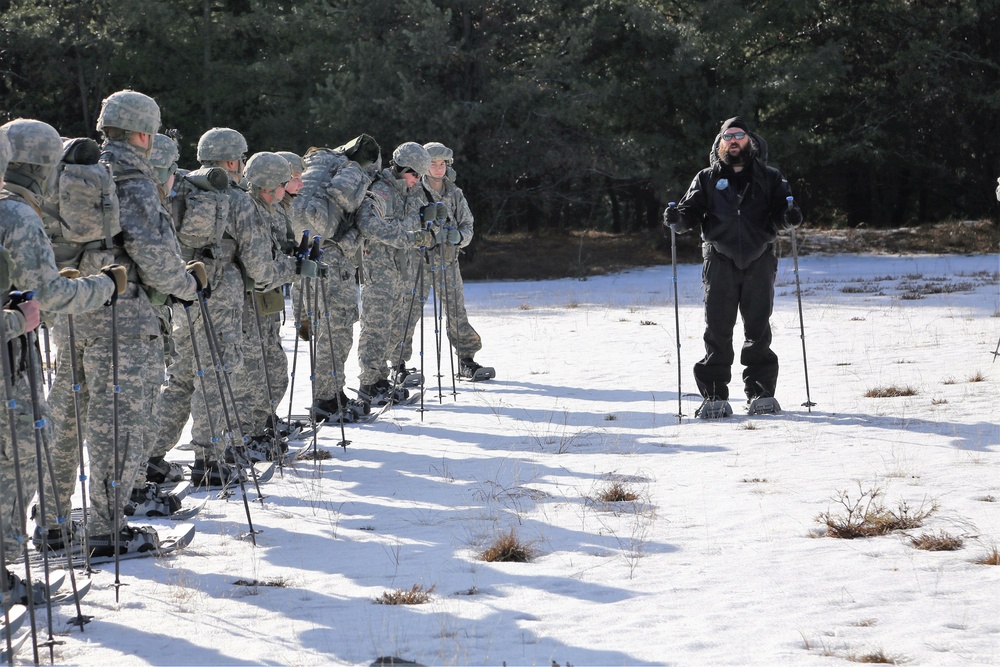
2,569,66,608
458,357,495,381
747,396,781,415
87,524,161,559
224,436,286,466
359,379,408,407
124,481,189,518
145,455,188,485
393,364,424,388
190,459,246,490
695,398,733,419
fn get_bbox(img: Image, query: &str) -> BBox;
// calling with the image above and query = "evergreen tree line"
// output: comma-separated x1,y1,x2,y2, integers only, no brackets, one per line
2,0,998,233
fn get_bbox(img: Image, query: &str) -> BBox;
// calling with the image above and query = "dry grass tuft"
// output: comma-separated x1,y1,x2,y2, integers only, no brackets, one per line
967,371,986,382
479,528,536,563
848,649,901,664
930,398,948,405
639,320,657,326
742,421,760,430
910,531,963,551
977,495,996,503
818,485,936,539
518,302,532,311
595,480,640,503
234,577,289,588
741,477,769,484
374,583,436,605
865,386,918,398
297,447,333,461
603,414,618,421
974,545,1000,566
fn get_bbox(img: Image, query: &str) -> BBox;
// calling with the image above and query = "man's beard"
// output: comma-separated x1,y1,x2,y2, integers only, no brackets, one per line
718,141,752,167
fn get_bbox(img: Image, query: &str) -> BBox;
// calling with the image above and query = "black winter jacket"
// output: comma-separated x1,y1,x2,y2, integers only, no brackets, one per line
673,131,797,269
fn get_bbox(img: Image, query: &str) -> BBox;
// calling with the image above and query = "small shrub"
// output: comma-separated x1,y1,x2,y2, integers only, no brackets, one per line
595,480,639,503
818,485,936,539
974,545,1000,566
374,583,436,605
910,531,963,551
480,528,536,563
864,386,917,398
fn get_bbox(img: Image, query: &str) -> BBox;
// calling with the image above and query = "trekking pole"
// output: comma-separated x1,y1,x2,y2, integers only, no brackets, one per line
40,324,52,390
15,292,60,656
318,270,351,450
64,313,92,573
992,335,999,363
306,237,322,462
0,283,41,665
429,247,446,405
106,287,130,602
179,300,257,542
436,231,458,401
197,293,267,508
667,203,684,422
285,231,310,430
391,239,429,412
787,196,815,411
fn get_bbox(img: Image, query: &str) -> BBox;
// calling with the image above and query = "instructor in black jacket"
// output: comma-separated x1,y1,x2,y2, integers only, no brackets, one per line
664,116,802,417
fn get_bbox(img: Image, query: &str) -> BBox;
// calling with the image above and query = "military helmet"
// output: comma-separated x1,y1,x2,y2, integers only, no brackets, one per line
0,130,10,176
244,151,292,190
391,142,431,177
0,119,63,167
275,151,304,174
197,127,248,163
96,90,161,135
423,142,454,165
149,133,180,170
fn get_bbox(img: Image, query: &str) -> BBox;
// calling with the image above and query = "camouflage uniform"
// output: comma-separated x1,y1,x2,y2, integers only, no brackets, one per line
355,165,427,387
0,124,116,555
289,150,371,404
46,132,198,538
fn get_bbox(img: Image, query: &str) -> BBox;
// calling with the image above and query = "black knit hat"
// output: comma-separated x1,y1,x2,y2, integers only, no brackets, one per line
720,116,750,135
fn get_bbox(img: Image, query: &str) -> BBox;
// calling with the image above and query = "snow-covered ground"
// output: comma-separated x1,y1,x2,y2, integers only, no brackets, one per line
16,252,1000,665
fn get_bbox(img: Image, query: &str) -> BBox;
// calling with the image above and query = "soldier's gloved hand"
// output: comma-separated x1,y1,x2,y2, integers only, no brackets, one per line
59,267,81,280
186,260,211,299
419,204,437,224
443,228,462,245
296,256,319,278
663,205,680,229
14,299,41,333
783,206,803,228
409,229,436,249
100,264,127,305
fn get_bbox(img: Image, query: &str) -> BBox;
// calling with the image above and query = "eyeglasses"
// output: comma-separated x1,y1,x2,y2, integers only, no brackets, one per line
722,131,747,141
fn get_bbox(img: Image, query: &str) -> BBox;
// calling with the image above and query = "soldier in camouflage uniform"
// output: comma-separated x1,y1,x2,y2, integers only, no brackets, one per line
288,138,378,421
0,120,120,580
229,152,302,454
354,142,433,408
42,90,201,554
157,128,296,483
403,142,486,379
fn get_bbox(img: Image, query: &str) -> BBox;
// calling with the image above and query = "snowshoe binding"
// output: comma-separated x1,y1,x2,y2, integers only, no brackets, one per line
458,357,495,382
695,398,733,419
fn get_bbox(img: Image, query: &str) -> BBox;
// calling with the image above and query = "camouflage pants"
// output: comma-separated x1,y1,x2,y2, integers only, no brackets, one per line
392,245,482,364
312,251,359,400
156,267,244,462
231,291,276,437
47,333,160,536
0,338,45,560
357,245,407,386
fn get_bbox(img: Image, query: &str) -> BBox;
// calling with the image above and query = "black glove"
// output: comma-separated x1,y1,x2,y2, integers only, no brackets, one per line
419,204,437,225
783,206,803,228
297,256,319,278
663,205,679,228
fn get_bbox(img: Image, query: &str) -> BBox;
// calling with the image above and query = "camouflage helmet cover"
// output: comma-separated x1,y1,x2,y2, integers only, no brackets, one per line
197,127,248,162
244,151,292,190
97,89,161,135
275,151,304,174
0,118,63,167
149,133,180,170
0,130,10,176
391,141,431,177
423,141,454,165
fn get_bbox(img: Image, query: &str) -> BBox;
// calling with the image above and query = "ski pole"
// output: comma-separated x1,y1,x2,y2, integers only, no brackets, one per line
992,335,999,364
286,231,310,431
307,237,322,462
787,196,815,411
437,227,458,401
667,203,684,422
15,292,60,655
63,313,92,574
40,323,52,390
0,282,41,664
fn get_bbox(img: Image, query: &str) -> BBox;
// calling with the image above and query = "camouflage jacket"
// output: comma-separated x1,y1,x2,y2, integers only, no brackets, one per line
421,176,474,249
230,184,296,291
72,140,197,336
356,168,426,251
0,185,115,315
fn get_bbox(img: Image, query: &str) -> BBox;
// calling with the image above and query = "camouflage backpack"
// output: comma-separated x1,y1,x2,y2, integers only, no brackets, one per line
170,167,232,260
42,137,123,269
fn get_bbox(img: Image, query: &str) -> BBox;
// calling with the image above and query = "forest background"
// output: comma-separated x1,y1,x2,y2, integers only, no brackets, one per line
2,0,999,276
